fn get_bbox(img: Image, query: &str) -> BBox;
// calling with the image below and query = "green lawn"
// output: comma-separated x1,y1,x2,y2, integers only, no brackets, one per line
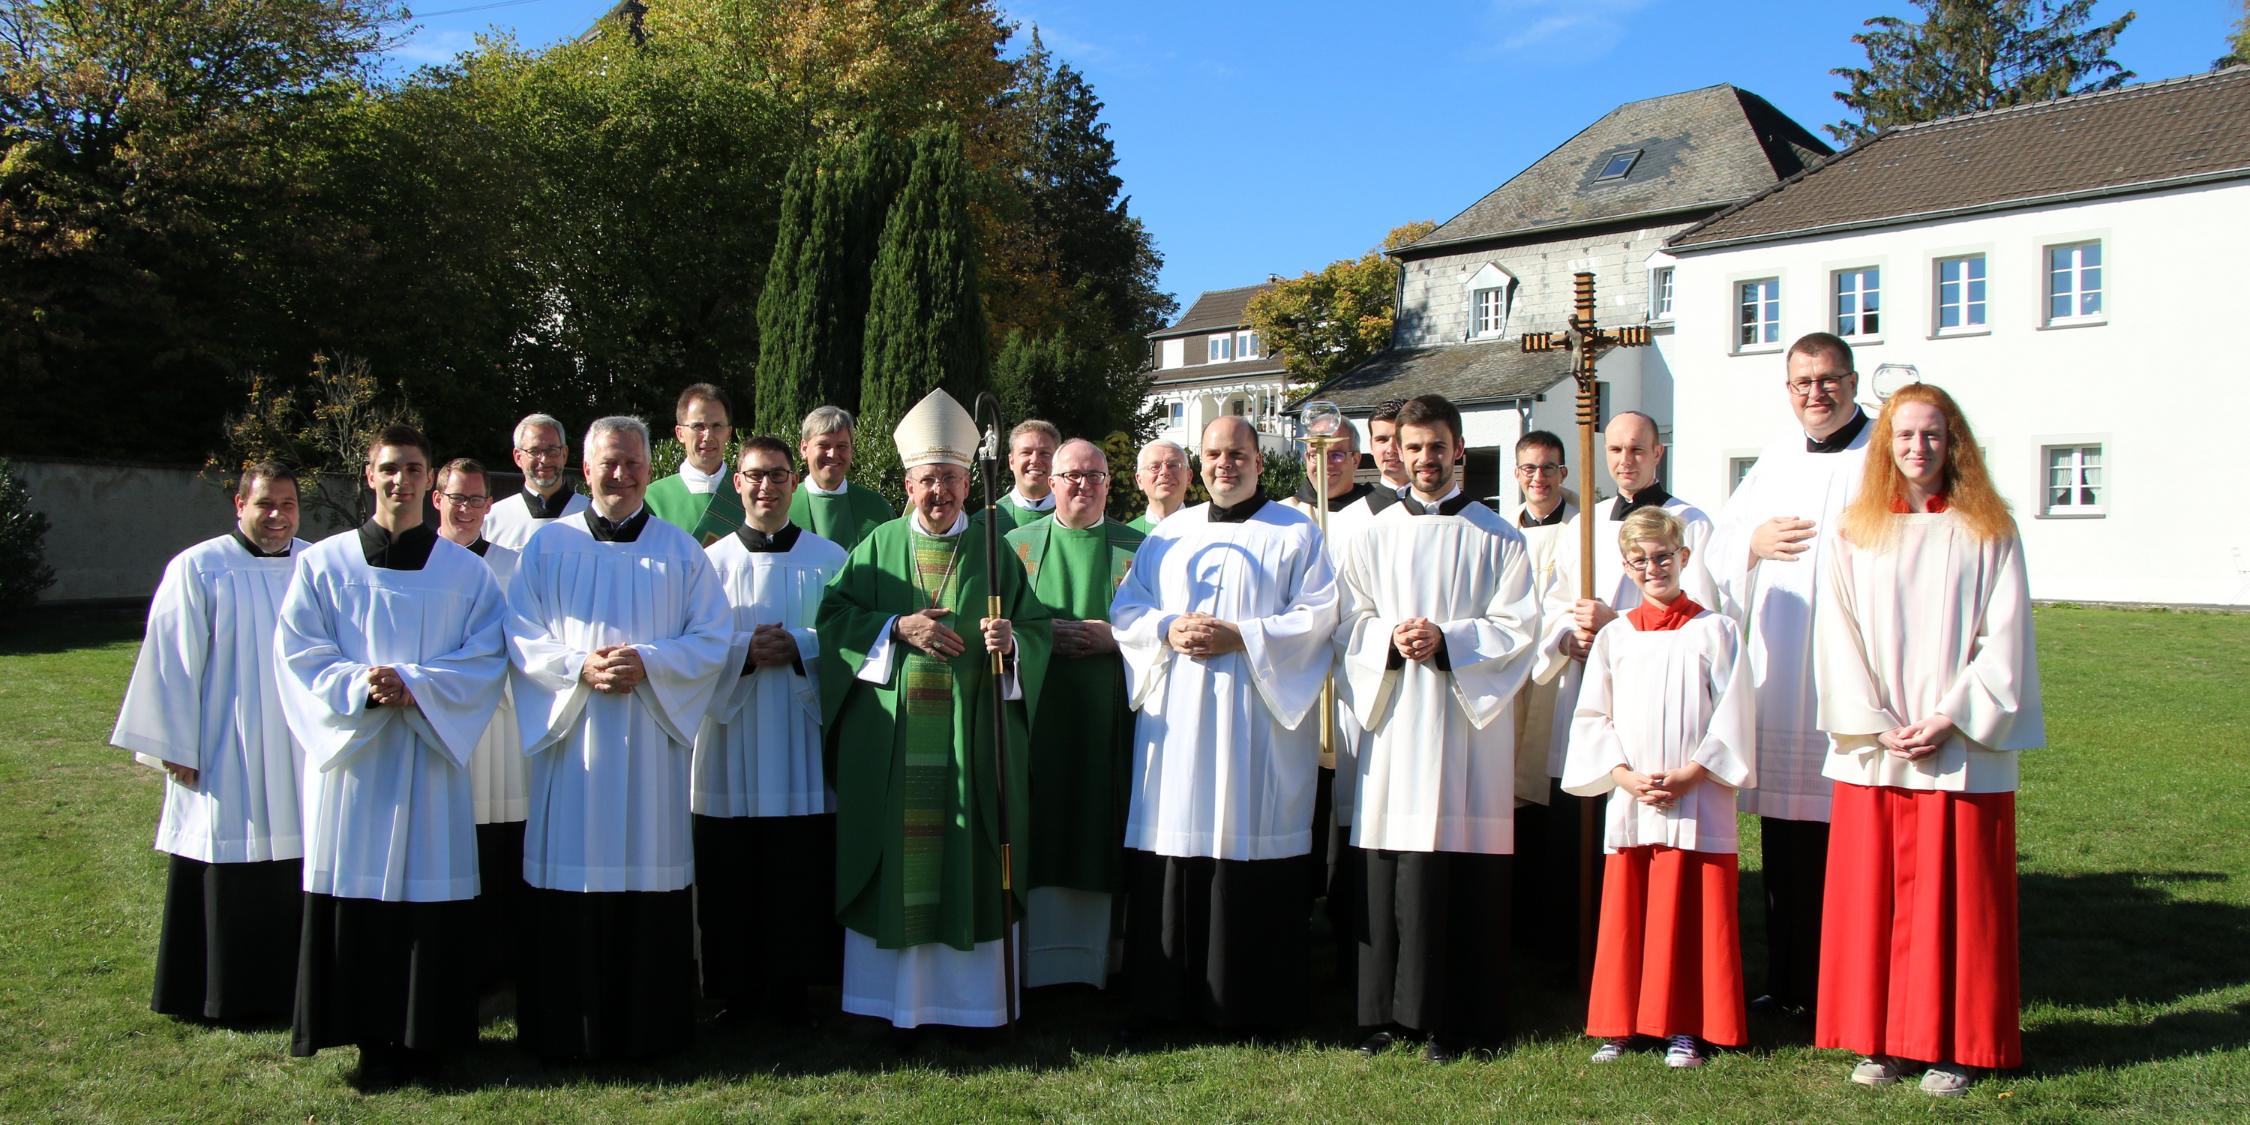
3,605,2246,1121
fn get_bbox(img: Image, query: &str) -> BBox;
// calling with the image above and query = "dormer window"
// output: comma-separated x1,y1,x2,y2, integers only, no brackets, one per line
1464,262,1516,340
1474,288,1506,335
1596,149,1641,181
1208,334,1234,362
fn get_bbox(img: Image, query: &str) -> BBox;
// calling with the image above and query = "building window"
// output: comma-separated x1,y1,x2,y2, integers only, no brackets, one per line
2047,241,2103,324
1237,331,1261,359
1167,401,1184,425
1473,287,1506,337
1729,456,1758,494
1208,335,1234,362
1649,267,1674,321
1834,267,1880,337
1596,150,1641,180
2042,444,2104,515
1226,398,1247,417
1935,255,1986,334
1737,278,1780,349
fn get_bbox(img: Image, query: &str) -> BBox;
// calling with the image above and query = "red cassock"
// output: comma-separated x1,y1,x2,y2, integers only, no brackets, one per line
1815,780,2021,1068
1586,844,1747,1045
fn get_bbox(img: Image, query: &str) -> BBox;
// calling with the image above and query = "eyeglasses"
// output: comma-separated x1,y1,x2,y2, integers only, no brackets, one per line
678,422,732,435
906,472,969,489
518,445,565,459
435,492,490,509
735,469,794,486
1787,376,1848,398
1142,462,1185,475
1054,470,1109,487
1623,551,1682,573
1314,448,1356,463
1515,463,1563,477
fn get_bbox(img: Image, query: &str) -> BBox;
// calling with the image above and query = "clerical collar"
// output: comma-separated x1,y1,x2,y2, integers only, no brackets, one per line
911,510,969,537
525,486,575,520
1519,502,1568,529
1807,408,1869,454
1008,489,1055,512
466,537,491,557
678,459,727,495
1207,494,1267,524
358,520,438,570
1141,507,1177,527
229,528,291,558
1295,480,1374,513
1627,594,1705,632
804,476,849,496
1609,483,1673,522
1401,484,1472,517
736,522,802,553
585,506,651,542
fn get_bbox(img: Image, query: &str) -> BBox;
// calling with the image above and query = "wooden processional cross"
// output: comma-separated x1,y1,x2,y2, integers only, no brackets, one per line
1518,269,1652,984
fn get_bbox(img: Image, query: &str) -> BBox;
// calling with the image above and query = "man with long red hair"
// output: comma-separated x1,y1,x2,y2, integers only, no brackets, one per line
1812,383,2044,1096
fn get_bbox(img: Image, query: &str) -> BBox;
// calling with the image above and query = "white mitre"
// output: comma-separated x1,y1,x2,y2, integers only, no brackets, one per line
894,389,979,470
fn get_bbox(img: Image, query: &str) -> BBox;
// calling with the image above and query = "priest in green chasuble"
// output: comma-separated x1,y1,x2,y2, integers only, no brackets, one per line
1006,438,1145,989
787,405,892,550
644,383,746,545
987,419,1059,530
818,389,1052,1029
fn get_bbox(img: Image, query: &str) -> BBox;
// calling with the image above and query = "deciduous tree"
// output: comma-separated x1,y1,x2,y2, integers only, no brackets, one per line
1244,220,1434,392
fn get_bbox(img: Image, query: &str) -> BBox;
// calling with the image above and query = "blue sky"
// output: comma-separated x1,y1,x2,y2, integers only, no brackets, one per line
382,0,2241,318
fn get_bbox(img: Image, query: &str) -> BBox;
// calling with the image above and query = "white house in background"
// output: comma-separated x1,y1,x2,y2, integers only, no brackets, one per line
1666,66,2250,607
1299,85,1829,509
1142,283,1295,456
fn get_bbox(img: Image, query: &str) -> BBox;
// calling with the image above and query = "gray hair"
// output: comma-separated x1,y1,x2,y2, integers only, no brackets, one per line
800,405,856,442
583,415,651,461
514,413,566,448
1137,439,1189,468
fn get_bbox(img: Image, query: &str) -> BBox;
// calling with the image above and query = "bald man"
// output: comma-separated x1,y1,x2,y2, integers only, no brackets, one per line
1130,441,1192,533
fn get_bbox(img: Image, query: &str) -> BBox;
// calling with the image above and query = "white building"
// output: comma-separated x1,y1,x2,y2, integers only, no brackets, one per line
1142,283,1296,457
1299,85,1829,510
1665,67,2250,606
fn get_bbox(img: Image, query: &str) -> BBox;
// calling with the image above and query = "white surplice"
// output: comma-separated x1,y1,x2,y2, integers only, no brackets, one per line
1562,610,1756,854
1512,497,1579,806
1706,427,1870,821
468,542,528,825
1533,495,1717,777
692,529,846,817
1815,515,2044,794
482,488,590,550
1111,500,1340,860
1335,500,1539,855
275,533,508,902
507,513,733,892
112,533,308,863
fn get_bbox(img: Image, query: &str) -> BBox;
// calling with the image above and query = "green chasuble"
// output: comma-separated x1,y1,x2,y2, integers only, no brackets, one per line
643,473,745,546
1127,514,1156,534
1007,515,1144,895
989,493,1054,532
788,481,892,552
819,516,1052,951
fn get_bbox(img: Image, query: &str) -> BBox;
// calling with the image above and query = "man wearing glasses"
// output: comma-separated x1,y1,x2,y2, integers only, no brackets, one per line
484,413,587,550
1129,440,1192,533
1006,438,1145,991
646,383,745,546
1705,331,1871,1022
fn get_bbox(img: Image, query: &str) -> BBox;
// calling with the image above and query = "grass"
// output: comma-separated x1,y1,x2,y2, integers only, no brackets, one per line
3,605,2247,1121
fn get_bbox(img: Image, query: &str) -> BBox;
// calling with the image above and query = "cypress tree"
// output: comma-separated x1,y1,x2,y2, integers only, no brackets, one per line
823,130,910,416
854,126,991,500
752,153,820,442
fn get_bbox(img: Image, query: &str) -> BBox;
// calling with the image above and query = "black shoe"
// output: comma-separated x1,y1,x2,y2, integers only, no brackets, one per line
1423,1039,1461,1064
350,1044,408,1091
1357,1029,1401,1056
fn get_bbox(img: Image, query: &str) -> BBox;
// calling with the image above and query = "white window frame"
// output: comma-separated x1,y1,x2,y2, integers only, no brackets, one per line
1236,330,1260,360
1648,266,1675,322
1207,334,1234,363
2045,240,2105,326
1473,287,1507,337
1728,455,1759,495
2037,439,2107,518
1933,253,1988,336
1167,400,1185,425
1833,265,1881,339
1736,277,1781,352
1463,262,1515,341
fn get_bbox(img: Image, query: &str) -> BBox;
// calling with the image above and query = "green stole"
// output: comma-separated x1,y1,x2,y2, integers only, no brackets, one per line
992,493,1053,531
789,481,891,551
643,472,745,546
1007,515,1145,893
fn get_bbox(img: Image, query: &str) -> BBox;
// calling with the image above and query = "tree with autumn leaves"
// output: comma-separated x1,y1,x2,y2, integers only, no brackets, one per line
1242,221,1434,394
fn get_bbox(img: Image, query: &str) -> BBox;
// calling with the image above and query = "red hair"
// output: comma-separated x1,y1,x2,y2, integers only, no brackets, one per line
1839,382,2015,547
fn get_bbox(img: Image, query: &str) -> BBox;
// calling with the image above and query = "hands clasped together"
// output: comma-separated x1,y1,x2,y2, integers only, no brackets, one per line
1879,714,1956,760
1392,617,1443,663
581,645,647,694
1166,612,1244,659
1609,762,1708,811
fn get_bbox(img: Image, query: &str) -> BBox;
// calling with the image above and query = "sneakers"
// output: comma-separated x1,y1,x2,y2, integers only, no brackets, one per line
1851,1056,1904,1086
1589,1037,1630,1063
1920,1064,1978,1097
1664,1035,1705,1069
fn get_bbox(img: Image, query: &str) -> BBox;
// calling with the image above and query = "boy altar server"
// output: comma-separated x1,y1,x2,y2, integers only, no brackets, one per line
1333,395,1538,1062
692,434,849,1020
113,463,307,1026
507,415,735,1060
1565,506,1755,1071
276,427,509,1085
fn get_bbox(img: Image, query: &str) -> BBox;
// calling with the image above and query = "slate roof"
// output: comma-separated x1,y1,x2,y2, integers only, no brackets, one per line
1303,340,1573,412
1399,85,1829,256
1151,355,1288,387
1670,67,2250,252
1151,283,1274,339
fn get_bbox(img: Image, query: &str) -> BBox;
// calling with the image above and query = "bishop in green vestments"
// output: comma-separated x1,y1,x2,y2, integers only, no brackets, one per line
787,405,892,550
1006,439,1144,989
818,390,1052,1028
644,383,746,545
